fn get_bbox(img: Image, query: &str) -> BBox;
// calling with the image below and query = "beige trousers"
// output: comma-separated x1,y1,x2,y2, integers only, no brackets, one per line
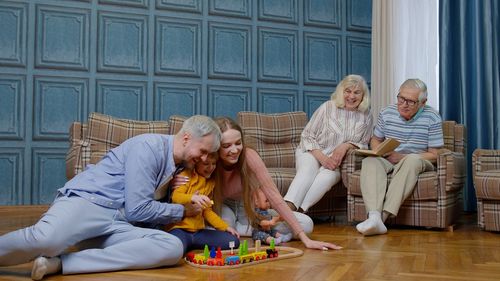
359,154,435,216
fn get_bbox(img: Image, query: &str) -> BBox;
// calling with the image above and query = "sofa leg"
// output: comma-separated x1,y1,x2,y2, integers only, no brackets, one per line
446,225,455,232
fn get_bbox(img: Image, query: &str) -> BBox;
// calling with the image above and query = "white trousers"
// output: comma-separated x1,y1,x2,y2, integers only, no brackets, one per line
221,199,313,237
283,149,341,211
0,194,183,274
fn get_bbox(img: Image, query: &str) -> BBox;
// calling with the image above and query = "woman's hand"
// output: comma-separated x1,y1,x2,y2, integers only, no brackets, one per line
329,143,353,168
226,226,240,238
298,232,342,250
311,150,337,170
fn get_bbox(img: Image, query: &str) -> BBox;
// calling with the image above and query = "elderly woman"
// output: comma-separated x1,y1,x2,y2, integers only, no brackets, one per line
284,74,373,212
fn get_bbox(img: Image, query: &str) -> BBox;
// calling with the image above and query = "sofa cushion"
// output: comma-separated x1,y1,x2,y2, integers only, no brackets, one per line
86,112,170,163
168,115,188,135
237,111,307,169
267,167,296,195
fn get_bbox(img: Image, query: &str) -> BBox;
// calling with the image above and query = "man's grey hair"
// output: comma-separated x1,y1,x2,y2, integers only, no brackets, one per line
400,78,428,101
179,115,221,151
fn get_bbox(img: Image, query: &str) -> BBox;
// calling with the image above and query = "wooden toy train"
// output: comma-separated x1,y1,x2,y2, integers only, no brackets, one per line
185,239,278,266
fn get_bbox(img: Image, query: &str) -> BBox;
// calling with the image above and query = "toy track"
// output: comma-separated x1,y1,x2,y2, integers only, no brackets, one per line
184,246,303,269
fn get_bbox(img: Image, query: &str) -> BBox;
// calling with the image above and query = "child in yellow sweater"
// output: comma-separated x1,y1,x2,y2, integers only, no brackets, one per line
167,152,239,254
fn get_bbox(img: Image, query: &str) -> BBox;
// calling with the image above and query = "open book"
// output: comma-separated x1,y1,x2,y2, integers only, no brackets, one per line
356,138,401,156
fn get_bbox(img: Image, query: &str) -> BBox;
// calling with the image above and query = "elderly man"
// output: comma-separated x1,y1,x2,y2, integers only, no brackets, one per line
356,79,444,236
0,115,221,280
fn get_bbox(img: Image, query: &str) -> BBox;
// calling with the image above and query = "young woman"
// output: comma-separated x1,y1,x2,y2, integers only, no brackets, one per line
212,117,341,250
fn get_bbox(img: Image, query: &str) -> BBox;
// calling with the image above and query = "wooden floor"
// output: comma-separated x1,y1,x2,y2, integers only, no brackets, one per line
1,206,499,281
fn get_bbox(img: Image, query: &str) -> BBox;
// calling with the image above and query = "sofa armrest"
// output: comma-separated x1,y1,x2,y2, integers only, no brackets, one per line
437,148,466,193
66,122,87,180
341,148,365,188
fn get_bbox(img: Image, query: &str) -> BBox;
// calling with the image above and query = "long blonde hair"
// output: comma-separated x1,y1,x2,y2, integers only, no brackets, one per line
212,117,258,225
331,74,370,112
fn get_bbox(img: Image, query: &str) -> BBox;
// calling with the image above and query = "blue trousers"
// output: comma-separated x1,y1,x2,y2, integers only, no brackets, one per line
169,228,240,255
0,194,183,274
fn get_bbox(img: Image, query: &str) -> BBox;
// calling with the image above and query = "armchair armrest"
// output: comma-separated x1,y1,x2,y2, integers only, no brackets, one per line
472,149,500,176
437,148,466,193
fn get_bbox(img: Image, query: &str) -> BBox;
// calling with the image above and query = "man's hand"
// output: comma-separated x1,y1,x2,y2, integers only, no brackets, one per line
385,151,405,164
183,202,202,218
169,174,189,190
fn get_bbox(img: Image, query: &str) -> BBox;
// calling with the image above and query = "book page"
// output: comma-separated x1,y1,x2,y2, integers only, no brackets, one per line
356,138,401,156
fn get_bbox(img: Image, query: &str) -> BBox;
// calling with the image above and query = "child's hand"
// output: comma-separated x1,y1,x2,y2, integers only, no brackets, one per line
226,226,240,238
259,220,274,231
271,216,282,224
191,194,212,208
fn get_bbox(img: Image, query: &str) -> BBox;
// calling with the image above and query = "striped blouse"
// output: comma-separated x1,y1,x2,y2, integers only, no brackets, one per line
299,100,373,155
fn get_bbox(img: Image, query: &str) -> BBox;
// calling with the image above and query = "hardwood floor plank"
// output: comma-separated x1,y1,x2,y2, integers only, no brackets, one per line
0,206,499,281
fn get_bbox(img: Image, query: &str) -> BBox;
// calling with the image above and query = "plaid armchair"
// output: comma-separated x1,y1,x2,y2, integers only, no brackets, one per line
472,149,500,231
237,111,348,218
346,121,466,230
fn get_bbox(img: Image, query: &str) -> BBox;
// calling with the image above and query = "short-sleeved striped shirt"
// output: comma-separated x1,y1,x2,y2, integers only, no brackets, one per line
373,104,444,153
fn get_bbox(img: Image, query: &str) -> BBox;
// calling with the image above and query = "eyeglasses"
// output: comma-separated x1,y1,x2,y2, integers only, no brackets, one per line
397,95,419,107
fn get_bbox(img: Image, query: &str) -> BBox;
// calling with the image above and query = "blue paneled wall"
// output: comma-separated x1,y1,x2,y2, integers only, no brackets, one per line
0,0,372,205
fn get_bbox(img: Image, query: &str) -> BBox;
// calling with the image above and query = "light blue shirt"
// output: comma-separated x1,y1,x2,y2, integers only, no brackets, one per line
59,133,184,225
374,104,444,153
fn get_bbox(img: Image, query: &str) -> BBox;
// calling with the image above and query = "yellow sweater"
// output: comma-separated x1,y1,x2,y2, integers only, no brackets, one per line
167,170,228,232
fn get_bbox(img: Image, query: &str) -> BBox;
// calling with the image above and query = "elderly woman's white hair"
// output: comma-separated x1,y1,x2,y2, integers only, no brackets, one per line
330,74,370,112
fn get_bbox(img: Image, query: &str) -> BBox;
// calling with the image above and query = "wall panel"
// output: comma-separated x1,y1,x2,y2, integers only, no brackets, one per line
98,12,147,74
97,80,147,119
0,76,24,140
33,76,87,140
304,32,341,85
155,17,201,77
155,82,200,119
31,148,67,204
258,27,298,83
0,149,23,205
0,2,27,67
258,88,297,113
35,5,90,70
209,22,251,80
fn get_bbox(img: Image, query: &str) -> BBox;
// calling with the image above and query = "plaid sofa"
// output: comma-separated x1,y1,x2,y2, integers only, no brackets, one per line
473,149,500,231
345,121,466,230
66,112,347,218
237,111,348,218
